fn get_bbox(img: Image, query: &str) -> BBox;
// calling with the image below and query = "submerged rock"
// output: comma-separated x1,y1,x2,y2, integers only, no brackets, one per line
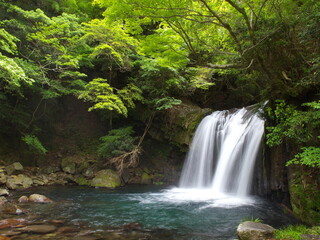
237,221,275,240
6,174,33,189
1,202,27,215
19,224,57,233
0,218,26,229
90,169,121,188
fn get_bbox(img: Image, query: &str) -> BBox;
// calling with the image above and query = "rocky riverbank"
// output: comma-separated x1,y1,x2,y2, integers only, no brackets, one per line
0,160,171,194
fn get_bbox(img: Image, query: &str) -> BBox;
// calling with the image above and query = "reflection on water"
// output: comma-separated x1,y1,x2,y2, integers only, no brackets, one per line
13,185,298,240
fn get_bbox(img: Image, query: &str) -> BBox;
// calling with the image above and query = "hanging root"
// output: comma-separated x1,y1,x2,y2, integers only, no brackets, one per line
108,113,154,175
109,146,142,174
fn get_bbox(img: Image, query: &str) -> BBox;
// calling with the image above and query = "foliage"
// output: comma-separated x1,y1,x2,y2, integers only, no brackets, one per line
275,225,320,240
97,127,138,159
21,134,47,155
266,100,320,168
289,169,320,224
288,147,320,168
79,78,127,116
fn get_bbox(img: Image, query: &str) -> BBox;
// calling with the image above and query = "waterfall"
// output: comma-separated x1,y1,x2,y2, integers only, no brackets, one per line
179,106,264,197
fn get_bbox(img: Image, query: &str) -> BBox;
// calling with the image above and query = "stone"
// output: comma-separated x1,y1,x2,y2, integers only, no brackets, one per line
20,224,57,234
5,162,23,175
0,189,9,197
82,168,94,178
18,196,29,203
0,196,7,205
0,218,26,229
28,194,53,203
6,174,33,190
300,234,320,240
75,176,90,186
237,221,275,240
0,173,7,184
61,157,76,174
0,236,11,240
141,172,153,184
90,169,121,188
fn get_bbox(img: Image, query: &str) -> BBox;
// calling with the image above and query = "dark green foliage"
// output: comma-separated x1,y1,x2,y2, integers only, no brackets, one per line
98,127,138,159
266,100,320,168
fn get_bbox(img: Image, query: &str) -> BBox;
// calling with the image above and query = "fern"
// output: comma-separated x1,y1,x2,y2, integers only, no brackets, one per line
21,134,47,155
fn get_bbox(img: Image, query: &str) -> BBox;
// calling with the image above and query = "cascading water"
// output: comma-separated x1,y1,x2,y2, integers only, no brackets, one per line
179,106,264,197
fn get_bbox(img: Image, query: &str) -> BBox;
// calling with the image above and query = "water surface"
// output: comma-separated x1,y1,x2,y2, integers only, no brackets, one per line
14,185,297,240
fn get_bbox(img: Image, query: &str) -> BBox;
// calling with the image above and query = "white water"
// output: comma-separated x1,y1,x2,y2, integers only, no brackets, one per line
179,106,264,197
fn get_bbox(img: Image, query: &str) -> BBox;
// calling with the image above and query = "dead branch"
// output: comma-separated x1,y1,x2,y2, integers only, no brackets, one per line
108,112,155,174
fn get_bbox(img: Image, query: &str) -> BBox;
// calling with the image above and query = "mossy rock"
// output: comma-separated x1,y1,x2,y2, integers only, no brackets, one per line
158,103,211,148
288,166,320,224
90,169,121,188
74,176,90,186
141,172,153,184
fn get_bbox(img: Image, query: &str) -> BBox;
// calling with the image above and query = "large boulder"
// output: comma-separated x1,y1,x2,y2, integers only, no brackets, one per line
237,221,275,240
6,174,33,189
90,169,121,188
5,162,23,175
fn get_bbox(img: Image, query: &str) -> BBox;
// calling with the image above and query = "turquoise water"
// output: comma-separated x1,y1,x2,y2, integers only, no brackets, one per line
15,185,297,240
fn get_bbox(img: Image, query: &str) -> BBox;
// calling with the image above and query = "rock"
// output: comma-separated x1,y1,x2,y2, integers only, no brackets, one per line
61,157,78,174
6,174,33,190
82,168,94,178
237,221,275,240
300,234,320,240
90,169,122,188
141,172,153,184
0,173,7,184
61,157,76,174
18,196,29,203
0,236,11,240
0,196,7,205
41,166,60,174
5,162,23,175
0,189,9,197
28,194,53,203
20,224,57,233
0,218,26,229
75,176,90,186
57,226,77,233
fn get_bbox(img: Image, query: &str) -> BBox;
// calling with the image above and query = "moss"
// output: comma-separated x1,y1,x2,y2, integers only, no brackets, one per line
75,176,90,186
164,105,211,147
275,225,320,240
141,172,153,184
90,169,122,188
289,167,320,224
